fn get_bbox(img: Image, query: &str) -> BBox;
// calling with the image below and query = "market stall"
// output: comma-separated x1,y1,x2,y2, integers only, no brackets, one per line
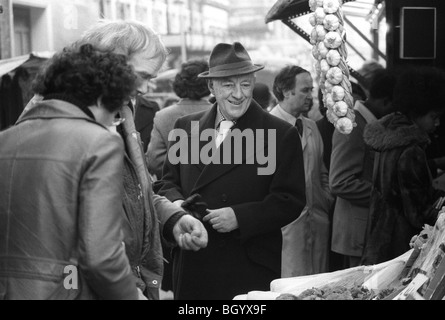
234,207,445,300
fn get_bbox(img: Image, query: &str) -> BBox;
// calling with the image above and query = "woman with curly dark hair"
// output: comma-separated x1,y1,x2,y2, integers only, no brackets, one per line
0,44,140,300
361,66,445,265
146,59,211,180
32,44,135,120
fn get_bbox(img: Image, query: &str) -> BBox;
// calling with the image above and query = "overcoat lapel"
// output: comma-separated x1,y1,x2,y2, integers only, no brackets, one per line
190,104,218,172
191,102,268,194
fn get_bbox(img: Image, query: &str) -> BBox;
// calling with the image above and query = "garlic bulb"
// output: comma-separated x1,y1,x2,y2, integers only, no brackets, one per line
312,45,320,60
324,31,342,49
309,13,317,27
326,67,343,85
308,0,356,134
326,49,341,66
309,0,324,11
324,80,334,93
310,28,318,45
327,109,339,124
335,117,354,135
323,0,340,14
314,7,326,24
320,59,330,74
315,25,327,41
333,101,348,117
325,93,335,108
323,14,340,31
332,85,345,101
318,42,329,59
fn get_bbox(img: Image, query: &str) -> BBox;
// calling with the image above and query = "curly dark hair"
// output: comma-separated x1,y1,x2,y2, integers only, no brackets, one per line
393,66,445,117
273,65,309,102
32,44,136,112
172,59,210,100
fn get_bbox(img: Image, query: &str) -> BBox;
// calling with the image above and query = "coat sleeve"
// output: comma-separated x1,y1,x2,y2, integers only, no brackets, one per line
78,132,137,300
329,124,372,207
234,126,307,241
153,118,186,202
398,146,439,228
152,192,186,230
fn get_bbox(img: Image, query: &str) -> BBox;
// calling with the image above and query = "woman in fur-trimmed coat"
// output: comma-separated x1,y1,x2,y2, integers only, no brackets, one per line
361,66,445,265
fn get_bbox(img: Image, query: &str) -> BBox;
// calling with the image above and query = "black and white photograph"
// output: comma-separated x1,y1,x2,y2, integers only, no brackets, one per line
1,0,444,309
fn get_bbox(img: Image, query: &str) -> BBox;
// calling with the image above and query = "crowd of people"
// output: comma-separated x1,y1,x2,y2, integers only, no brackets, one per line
1,19,445,300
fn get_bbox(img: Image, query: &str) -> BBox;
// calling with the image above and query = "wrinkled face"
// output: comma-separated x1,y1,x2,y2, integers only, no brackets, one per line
414,110,442,134
285,72,314,117
128,49,164,96
209,73,256,121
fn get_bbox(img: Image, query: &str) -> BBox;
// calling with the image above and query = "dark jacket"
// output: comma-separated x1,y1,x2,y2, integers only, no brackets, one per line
316,115,335,172
329,105,376,257
361,112,441,265
0,99,137,300
118,105,185,300
134,95,160,153
154,101,306,300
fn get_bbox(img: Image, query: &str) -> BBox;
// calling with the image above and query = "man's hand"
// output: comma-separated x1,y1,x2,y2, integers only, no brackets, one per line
203,207,238,233
173,214,208,251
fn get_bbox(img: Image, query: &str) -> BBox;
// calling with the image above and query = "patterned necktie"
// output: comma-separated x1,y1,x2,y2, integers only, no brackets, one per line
295,118,303,137
216,120,234,148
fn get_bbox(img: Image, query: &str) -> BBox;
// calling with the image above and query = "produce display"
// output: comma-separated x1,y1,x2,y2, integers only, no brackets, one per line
233,207,445,300
276,285,389,300
309,0,356,134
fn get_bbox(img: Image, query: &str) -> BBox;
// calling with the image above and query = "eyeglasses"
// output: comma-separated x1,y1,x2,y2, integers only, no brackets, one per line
111,117,126,126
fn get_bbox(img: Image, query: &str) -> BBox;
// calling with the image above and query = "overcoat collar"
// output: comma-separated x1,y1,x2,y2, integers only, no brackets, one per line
190,100,268,193
16,99,104,129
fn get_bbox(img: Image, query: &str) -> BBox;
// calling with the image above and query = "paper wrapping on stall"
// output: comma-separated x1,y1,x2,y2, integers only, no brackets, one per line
233,249,412,300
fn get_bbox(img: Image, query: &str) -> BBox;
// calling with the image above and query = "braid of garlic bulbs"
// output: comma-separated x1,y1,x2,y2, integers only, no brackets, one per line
309,0,356,134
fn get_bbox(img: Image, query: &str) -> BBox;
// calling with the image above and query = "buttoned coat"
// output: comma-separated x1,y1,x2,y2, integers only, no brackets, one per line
270,107,333,277
154,101,306,300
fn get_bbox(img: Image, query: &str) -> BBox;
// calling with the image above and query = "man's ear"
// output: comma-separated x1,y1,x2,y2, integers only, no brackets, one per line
283,89,292,100
208,80,215,95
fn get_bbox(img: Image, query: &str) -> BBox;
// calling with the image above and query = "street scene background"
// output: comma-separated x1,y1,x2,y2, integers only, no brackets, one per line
0,0,384,125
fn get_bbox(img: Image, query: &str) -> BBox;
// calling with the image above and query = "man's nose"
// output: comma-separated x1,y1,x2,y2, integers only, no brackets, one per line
232,85,243,99
137,80,150,95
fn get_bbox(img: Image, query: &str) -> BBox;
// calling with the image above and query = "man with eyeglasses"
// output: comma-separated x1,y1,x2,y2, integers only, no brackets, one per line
17,20,208,300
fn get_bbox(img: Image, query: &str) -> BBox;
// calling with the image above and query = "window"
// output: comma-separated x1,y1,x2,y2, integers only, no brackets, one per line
13,6,31,56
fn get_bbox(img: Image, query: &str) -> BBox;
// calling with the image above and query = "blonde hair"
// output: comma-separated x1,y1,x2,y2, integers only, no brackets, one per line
77,19,169,61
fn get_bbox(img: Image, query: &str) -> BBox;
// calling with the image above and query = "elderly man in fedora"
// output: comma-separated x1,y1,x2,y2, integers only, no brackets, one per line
154,42,306,300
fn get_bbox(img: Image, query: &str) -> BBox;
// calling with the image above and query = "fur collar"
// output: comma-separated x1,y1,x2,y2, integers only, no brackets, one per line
364,112,430,151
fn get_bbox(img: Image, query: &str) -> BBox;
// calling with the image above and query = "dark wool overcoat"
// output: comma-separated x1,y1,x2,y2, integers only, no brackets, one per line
154,101,306,300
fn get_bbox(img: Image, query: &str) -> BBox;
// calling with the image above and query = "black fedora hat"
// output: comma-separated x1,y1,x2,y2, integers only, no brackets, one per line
198,42,264,78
